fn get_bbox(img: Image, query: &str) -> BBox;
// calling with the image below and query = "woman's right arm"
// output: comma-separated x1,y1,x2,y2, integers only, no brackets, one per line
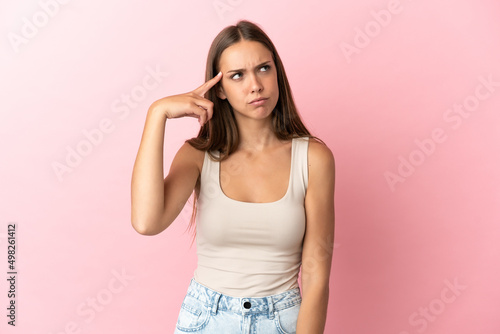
130,72,222,235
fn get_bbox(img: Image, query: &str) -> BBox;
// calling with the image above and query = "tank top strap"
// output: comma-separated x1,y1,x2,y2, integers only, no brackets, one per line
290,136,309,197
198,149,221,204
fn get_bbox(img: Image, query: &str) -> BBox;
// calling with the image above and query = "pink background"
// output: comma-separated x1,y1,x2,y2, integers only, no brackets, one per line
1,0,499,333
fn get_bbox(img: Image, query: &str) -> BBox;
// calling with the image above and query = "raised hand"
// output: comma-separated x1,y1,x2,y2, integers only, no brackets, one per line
152,71,223,126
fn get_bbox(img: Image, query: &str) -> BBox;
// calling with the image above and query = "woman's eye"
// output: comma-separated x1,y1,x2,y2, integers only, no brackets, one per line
231,66,269,80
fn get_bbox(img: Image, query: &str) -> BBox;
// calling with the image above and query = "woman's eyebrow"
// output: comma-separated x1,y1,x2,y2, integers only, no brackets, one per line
226,60,271,74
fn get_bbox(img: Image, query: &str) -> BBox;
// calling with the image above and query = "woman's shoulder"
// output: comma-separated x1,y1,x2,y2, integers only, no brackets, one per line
177,141,207,174
306,137,335,170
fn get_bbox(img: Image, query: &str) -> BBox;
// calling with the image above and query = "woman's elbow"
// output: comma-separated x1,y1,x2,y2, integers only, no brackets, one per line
131,218,164,236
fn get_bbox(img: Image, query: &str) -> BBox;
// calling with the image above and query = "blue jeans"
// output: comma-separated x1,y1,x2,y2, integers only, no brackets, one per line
174,277,302,333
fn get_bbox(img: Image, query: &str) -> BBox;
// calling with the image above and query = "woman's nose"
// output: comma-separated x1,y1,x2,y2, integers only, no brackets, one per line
248,73,263,93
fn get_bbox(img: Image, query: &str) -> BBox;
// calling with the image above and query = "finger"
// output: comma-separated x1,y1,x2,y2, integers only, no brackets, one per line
197,105,207,125
190,104,208,126
185,100,209,125
192,71,222,97
193,71,222,97
193,98,214,122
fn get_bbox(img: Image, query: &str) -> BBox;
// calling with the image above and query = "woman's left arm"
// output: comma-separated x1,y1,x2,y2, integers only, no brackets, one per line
296,139,336,334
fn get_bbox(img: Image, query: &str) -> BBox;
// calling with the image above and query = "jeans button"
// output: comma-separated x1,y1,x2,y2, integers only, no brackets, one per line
243,301,251,309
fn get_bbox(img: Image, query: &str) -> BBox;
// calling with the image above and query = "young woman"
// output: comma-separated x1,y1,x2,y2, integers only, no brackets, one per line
131,20,335,334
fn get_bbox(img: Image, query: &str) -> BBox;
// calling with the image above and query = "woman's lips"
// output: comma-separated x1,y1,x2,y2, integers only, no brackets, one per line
249,98,268,106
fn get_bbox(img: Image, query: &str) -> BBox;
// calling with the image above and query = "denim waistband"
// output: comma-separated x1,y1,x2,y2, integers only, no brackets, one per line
185,277,302,319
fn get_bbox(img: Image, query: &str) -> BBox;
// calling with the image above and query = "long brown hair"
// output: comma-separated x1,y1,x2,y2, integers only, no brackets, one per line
184,20,323,247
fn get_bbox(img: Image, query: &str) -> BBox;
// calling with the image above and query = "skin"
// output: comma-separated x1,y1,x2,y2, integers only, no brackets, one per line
217,40,280,130
216,40,290,202
131,39,335,334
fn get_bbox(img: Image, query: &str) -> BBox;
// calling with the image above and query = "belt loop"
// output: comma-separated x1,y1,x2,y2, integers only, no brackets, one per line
266,296,275,320
211,292,221,316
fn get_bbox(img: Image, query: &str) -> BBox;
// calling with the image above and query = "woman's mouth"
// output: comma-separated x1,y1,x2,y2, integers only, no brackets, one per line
249,97,268,106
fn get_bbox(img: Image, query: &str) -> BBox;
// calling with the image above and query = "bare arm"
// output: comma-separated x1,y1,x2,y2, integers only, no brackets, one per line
130,72,222,235
297,139,335,334
130,106,168,235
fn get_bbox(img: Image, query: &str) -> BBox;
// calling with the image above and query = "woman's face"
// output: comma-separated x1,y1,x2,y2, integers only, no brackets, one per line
217,40,279,122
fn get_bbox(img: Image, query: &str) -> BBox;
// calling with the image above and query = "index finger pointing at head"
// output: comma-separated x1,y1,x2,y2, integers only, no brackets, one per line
193,71,223,97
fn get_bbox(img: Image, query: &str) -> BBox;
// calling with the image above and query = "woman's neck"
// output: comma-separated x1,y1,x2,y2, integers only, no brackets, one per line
235,117,281,152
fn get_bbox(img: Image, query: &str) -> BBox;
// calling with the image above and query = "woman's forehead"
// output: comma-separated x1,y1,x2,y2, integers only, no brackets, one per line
219,41,273,70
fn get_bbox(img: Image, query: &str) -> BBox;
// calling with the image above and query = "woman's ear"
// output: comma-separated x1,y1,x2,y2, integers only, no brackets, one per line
217,85,227,100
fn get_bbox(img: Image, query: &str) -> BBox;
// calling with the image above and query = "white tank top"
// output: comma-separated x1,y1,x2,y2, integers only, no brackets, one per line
193,136,309,297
